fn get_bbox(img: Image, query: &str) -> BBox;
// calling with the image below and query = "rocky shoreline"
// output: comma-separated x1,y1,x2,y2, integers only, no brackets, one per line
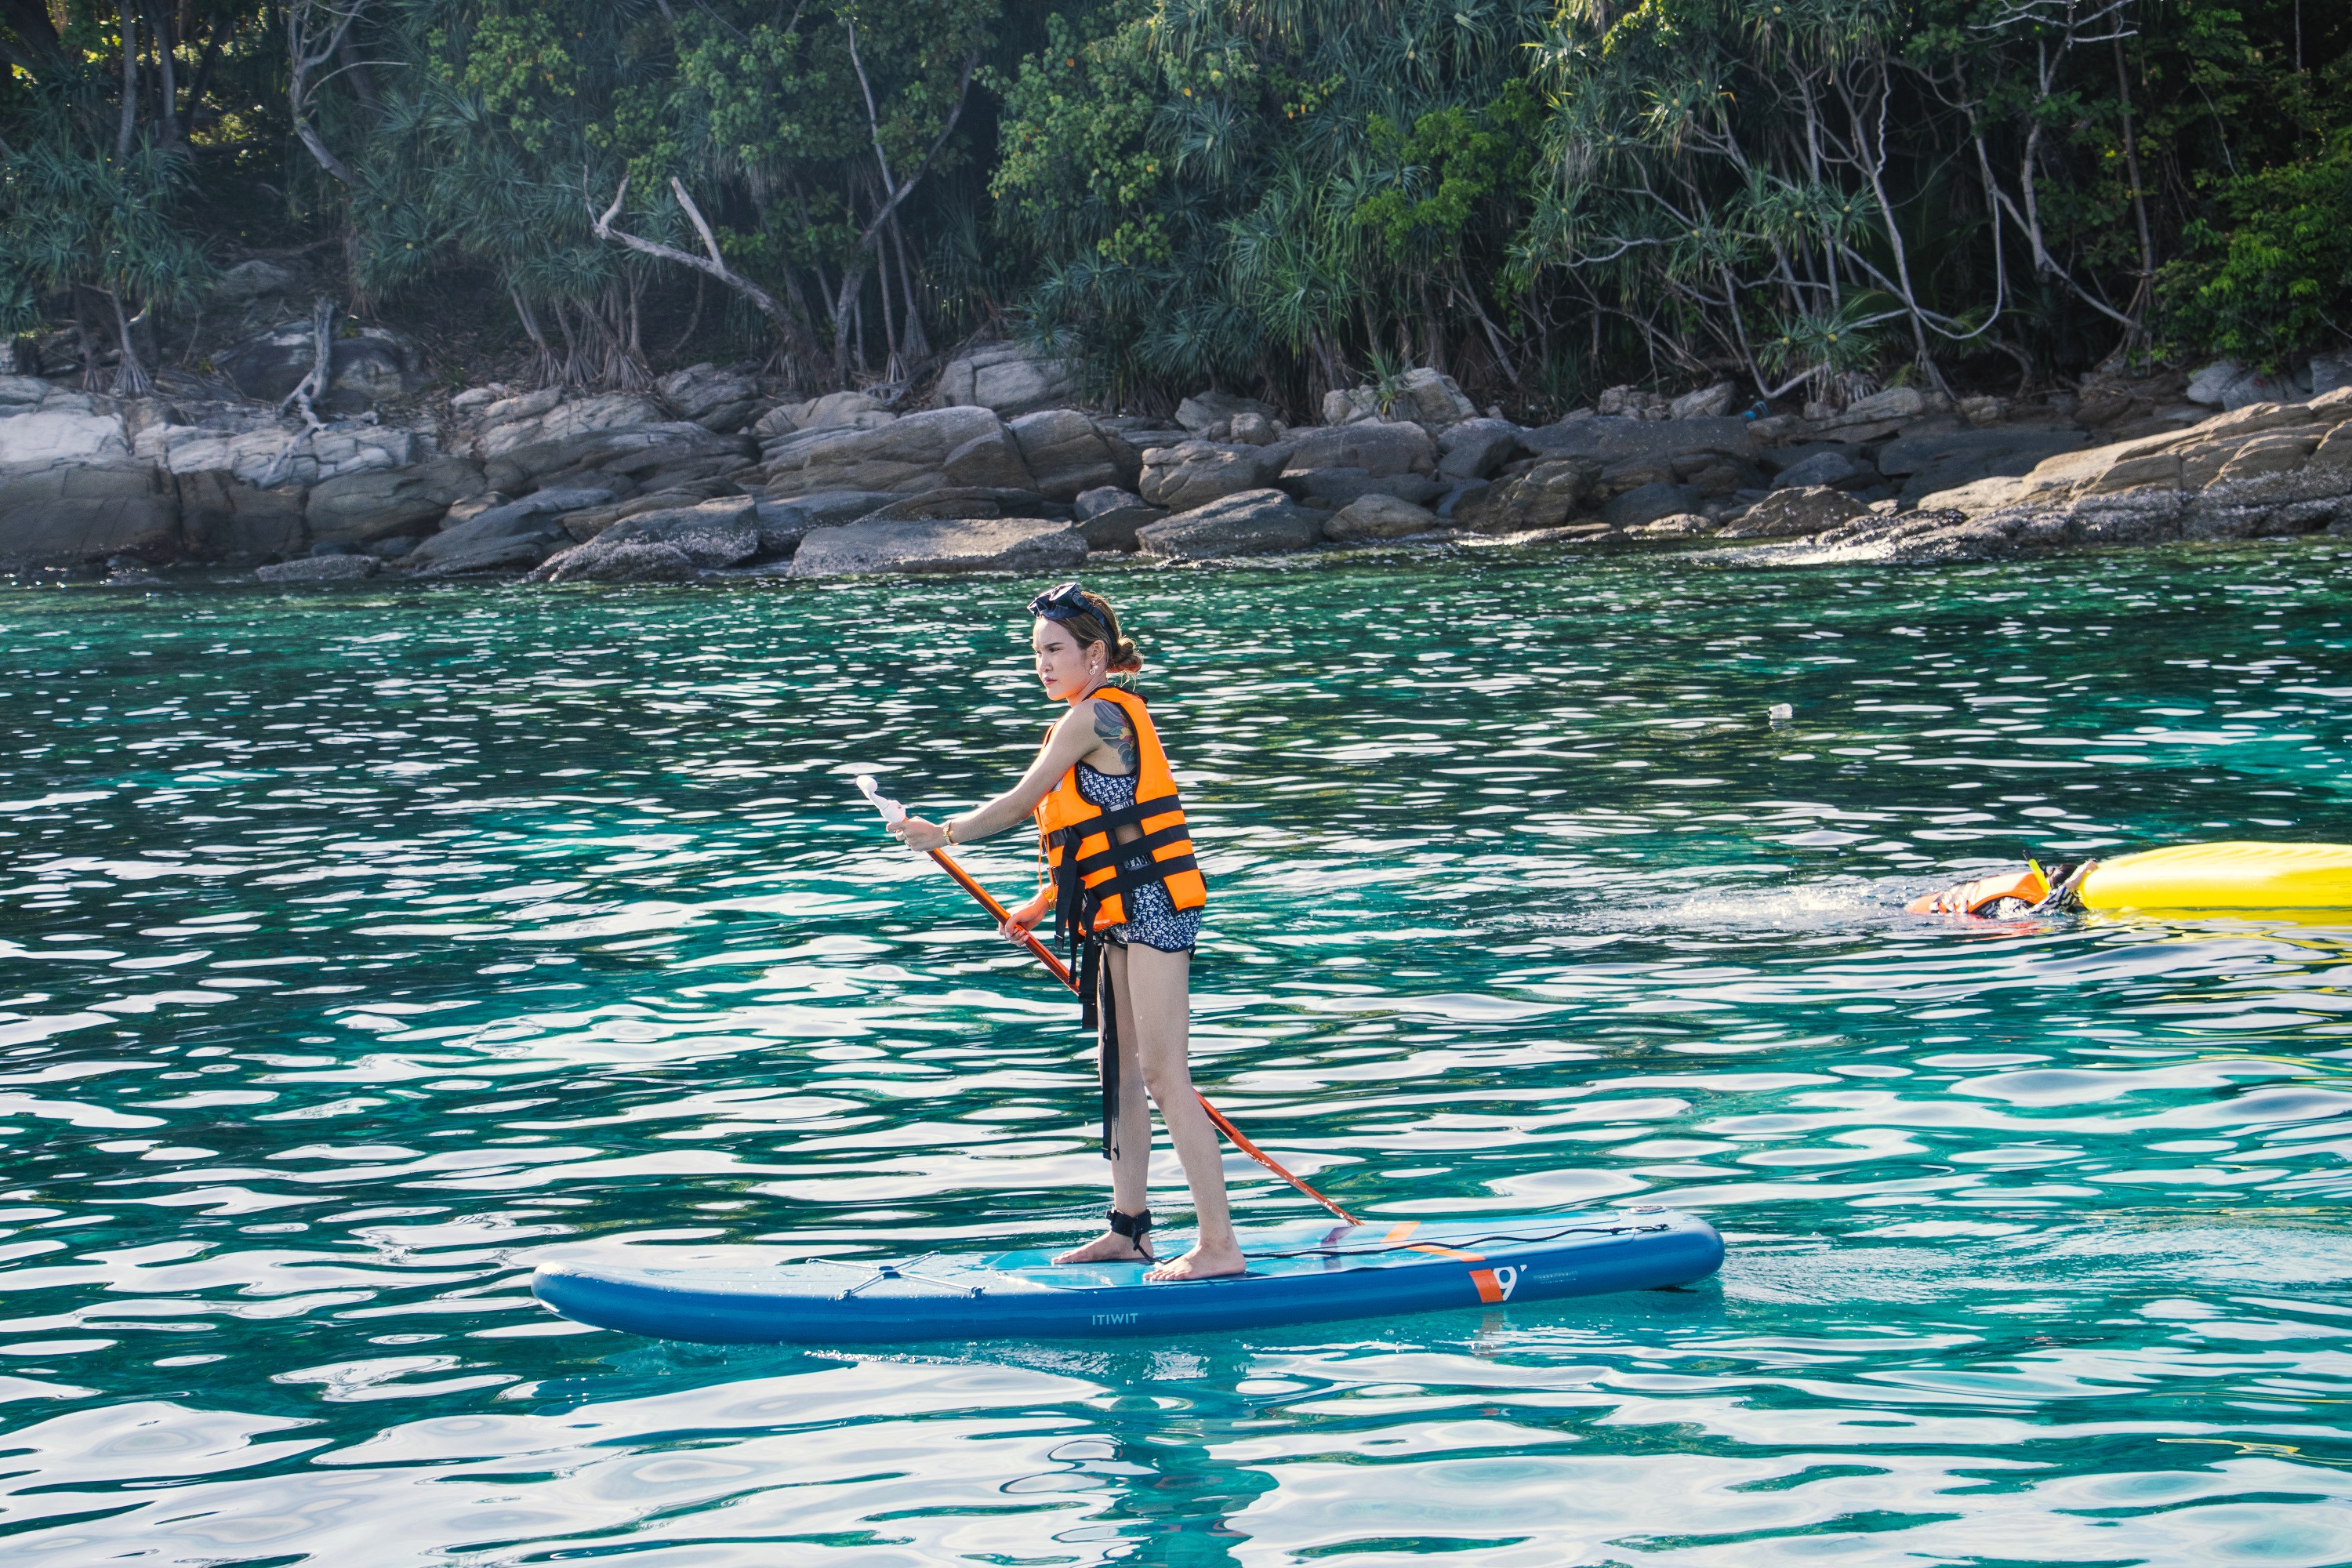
4,343,2349,586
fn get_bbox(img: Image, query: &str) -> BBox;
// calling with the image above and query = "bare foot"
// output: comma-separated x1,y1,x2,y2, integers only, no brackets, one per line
1144,1243,1246,1282
1053,1229,1151,1265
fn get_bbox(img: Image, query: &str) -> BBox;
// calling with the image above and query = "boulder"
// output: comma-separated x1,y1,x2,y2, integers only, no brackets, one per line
1177,391,1279,434
531,497,761,582
257,553,378,583
1449,459,1595,532
0,463,180,565
1073,487,1163,552
177,471,308,562
213,323,427,412
1136,489,1326,559
1830,386,1927,423
1630,512,1715,537
1770,448,1875,491
941,423,1036,491
532,539,701,584
1519,415,1756,466
410,539,557,578
1325,493,1438,541
931,343,1077,417
478,393,666,459
2313,352,2352,399
768,405,1010,496
1281,420,1434,477
1716,508,2020,567
789,515,1087,578
306,458,486,545
405,485,612,570
1873,427,2090,500
764,390,891,435
1671,381,1737,420
0,375,53,408
656,363,762,432
1277,469,1447,509
1715,485,1871,539
747,491,895,552
1229,412,1280,445
1137,441,1280,511
0,406,131,468
1010,410,1125,500
1322,369,1476,430
1437,418,1523,480
1601,481,1706,529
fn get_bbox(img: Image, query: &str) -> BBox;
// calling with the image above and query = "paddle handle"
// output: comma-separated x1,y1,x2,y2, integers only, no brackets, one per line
876,798,1358,1226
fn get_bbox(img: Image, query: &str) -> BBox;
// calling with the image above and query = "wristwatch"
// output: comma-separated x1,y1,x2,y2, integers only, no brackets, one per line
944,820,958,845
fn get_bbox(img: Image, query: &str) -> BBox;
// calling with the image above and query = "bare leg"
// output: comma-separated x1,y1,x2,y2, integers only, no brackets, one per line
1121,943,1243,1281
1052,951,1154,1265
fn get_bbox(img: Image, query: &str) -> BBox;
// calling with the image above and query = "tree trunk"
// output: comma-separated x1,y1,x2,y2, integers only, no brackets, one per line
2113,35,2155,328
117,7,137,160
107,289,154,397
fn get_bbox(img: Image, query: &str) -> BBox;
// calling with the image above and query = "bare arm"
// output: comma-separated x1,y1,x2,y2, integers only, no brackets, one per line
891,700,1116,852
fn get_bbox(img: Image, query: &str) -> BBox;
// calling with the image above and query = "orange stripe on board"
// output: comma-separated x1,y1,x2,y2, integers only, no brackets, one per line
1384,1222,1420,1243
1469,1269,1508,1305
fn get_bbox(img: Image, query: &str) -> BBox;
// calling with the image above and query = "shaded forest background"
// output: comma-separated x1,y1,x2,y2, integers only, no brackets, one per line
2,0,2347,419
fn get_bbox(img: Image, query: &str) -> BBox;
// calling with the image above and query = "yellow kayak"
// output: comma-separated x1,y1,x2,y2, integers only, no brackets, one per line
1911,842,2352,916
2079,841,2352,911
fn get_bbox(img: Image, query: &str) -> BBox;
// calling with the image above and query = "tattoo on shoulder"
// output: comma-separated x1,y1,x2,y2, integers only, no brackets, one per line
1092,699,1139,771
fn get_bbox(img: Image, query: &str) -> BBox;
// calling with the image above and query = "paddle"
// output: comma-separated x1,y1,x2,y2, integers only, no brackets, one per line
858,776,1359,1226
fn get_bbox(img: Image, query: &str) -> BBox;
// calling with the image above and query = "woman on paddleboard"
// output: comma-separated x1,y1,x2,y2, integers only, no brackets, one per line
887,583,1240,1282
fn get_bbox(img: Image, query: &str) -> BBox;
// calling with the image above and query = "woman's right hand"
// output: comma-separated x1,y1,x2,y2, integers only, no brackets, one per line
999,893,1051,945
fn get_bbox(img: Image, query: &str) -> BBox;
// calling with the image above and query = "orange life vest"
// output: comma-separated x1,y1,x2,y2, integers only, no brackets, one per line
1033,685,1207,941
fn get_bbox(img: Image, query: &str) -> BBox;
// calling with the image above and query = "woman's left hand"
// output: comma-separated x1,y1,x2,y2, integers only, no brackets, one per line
892,815,949,852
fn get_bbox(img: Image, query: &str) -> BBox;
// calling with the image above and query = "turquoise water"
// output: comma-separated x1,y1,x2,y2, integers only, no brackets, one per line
4,543,2352,1565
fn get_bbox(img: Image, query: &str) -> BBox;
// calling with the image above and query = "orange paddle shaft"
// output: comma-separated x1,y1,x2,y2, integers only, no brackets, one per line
924,846,1359,1226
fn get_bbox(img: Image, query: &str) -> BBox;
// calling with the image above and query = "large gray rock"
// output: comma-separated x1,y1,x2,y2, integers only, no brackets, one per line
1519,415,1756,466
1671,381,1737,419
1325,493,1438,541
656,363,762,433
1136,489,1326,559
1282,420,1434,477
1277,468,1447,509
1073,487,1163,552
257,553,378,583
485,422,751,492
1715,485,1871,539
1322,368,1476,430
1600,482,1704,529
406,485,612,570
1449,459,1595,532
0,463,180,565
307,458,486,545
1176,391,1279,434
1770,448,1875,491
768,405,1010,497
478,393,665,459
210,260,296,304
749,492,895,551
177,471,307,562
941,423,1036,491
0,405,130,467
1011,410,1125,500
531,498,761,582
1437,418,1523,480
931,343,1078,417
1137,441,1280,512
1715,508,2020,567
789,515,1087,578
214,322,427,412
1874,427,2090,500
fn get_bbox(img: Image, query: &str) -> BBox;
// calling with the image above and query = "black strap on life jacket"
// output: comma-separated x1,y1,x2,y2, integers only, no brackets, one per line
1051,789,1196,1160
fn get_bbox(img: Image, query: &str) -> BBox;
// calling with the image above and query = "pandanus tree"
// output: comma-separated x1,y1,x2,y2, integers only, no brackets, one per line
0,3,216,393
992,0,1549,412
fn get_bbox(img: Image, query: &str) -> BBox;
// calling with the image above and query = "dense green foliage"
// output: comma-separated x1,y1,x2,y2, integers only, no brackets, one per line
2,0,2347,408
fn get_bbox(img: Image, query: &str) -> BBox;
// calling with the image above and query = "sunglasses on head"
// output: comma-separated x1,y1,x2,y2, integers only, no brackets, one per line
1029,582,1093,622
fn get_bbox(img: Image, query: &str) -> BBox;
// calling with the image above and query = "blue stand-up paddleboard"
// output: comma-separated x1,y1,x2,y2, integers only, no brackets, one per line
532,1209,1722,1345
